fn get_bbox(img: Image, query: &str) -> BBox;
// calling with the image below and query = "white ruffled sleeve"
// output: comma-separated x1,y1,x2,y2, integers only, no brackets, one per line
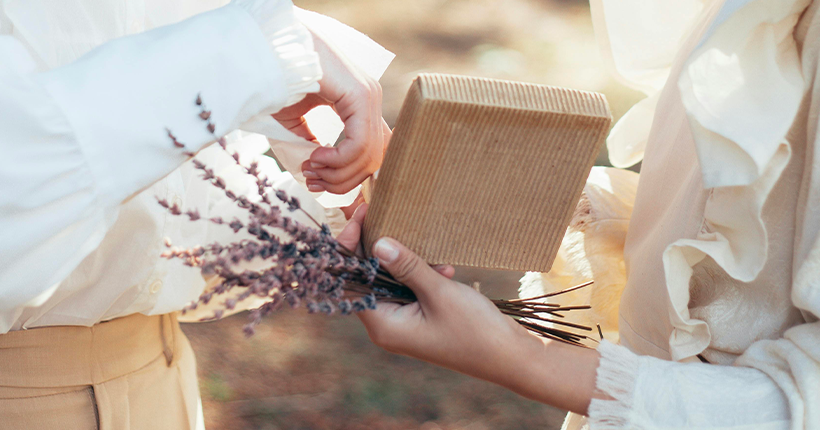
589,340,793,430
234,0,321,106
589,0,707,168
664,0,807,362
0,1,320,330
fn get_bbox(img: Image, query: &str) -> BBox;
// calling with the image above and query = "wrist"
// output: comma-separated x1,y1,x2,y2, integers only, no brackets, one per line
502,330,601,415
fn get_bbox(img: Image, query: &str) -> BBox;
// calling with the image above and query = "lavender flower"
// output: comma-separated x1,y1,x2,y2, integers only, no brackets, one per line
158,96,595,347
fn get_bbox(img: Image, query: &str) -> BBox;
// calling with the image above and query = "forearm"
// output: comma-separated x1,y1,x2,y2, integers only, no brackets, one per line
490,329,601,415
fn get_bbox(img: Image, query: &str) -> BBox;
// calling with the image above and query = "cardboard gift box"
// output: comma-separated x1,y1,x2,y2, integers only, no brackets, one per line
363,74,611,272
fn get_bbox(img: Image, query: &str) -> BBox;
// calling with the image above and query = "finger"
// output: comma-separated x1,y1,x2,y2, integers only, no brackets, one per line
272,94,329,122
355,300,427,354
311,81,383,169
302,160,328,192
354,301,408,351
307,154,375,185
279,116,318,142
382,118,392,153
305,179,326,193
340,193,365,219
372,237,447,303
306,171,371,194
309,135,370,169
301,159,326,184
351,202,368,224
335,204,368,251
432,265,456,279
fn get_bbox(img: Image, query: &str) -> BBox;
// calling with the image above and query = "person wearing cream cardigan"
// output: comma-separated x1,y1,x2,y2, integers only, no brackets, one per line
347,0,820,429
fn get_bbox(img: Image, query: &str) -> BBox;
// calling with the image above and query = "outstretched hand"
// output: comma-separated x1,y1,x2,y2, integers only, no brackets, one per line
336,206,602,415
336,205,538,387
273,31,390,195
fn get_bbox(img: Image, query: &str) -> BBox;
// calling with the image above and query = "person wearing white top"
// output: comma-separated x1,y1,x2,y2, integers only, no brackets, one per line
0,0,392,428
346,0,820,429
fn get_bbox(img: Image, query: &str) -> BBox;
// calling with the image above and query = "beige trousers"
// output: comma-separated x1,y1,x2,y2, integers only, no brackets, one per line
0,313,203,430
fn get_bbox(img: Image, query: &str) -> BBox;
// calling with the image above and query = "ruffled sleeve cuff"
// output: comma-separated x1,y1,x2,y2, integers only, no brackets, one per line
588,340,794,430
588,340,640,430
234,0,322,107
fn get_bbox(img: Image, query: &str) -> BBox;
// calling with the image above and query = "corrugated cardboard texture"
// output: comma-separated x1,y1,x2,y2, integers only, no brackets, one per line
363,74,611,272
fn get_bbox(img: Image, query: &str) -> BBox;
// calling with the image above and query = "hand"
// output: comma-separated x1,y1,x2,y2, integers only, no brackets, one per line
336,209,540,393
336,211,603,415
361,237,540,385
335,204,454,277
273,30,390,195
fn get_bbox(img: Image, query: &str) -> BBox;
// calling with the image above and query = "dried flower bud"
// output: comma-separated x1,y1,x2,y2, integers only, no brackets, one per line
186,209,201,221
363,294,377,310
242,324,255,337
287,197,300,212
338,300,352,315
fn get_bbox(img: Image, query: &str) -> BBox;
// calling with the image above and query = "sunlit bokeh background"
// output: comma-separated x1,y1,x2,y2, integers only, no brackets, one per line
182,0,641,428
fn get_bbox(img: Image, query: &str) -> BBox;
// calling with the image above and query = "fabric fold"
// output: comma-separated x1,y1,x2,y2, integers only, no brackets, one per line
233,0,322,107
662,0,809,360
590,0,707,169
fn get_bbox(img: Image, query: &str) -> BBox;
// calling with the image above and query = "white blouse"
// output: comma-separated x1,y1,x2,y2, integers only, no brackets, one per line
523,0,820,429
0,0,393,332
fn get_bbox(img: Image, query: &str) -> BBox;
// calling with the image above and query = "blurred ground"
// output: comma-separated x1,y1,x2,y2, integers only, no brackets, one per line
185,310,568,430
183,0,642,428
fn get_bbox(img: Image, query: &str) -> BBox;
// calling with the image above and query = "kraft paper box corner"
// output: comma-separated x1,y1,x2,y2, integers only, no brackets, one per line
363,73,611,273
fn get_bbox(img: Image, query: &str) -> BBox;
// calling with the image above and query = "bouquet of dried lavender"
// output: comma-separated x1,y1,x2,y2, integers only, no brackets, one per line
159,96,597,347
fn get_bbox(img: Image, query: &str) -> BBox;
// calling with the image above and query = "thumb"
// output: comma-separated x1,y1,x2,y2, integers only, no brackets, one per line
335,204,367,253
372,237,443,302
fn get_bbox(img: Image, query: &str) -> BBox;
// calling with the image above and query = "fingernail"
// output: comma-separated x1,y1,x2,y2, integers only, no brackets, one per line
303,170,319,179
307,184,325,192
373,238,399,263
310,162,326,169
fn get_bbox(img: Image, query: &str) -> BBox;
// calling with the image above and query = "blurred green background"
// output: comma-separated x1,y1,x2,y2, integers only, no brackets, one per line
182,0,641,428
